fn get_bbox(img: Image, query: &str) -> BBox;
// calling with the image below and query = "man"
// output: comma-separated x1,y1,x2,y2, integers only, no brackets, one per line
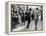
34,8,39,30
26,8,32,28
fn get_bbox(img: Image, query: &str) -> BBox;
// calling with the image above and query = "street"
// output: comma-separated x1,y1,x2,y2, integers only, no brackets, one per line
12,20,43,31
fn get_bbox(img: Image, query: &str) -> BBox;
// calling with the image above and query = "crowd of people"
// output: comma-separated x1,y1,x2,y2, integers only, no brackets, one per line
11,5,43,31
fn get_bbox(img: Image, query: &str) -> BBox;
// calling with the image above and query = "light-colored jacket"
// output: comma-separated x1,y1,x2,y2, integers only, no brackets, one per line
34,10,39,20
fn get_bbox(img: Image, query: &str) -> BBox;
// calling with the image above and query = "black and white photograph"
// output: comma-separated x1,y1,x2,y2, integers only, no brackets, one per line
11,4,43,32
